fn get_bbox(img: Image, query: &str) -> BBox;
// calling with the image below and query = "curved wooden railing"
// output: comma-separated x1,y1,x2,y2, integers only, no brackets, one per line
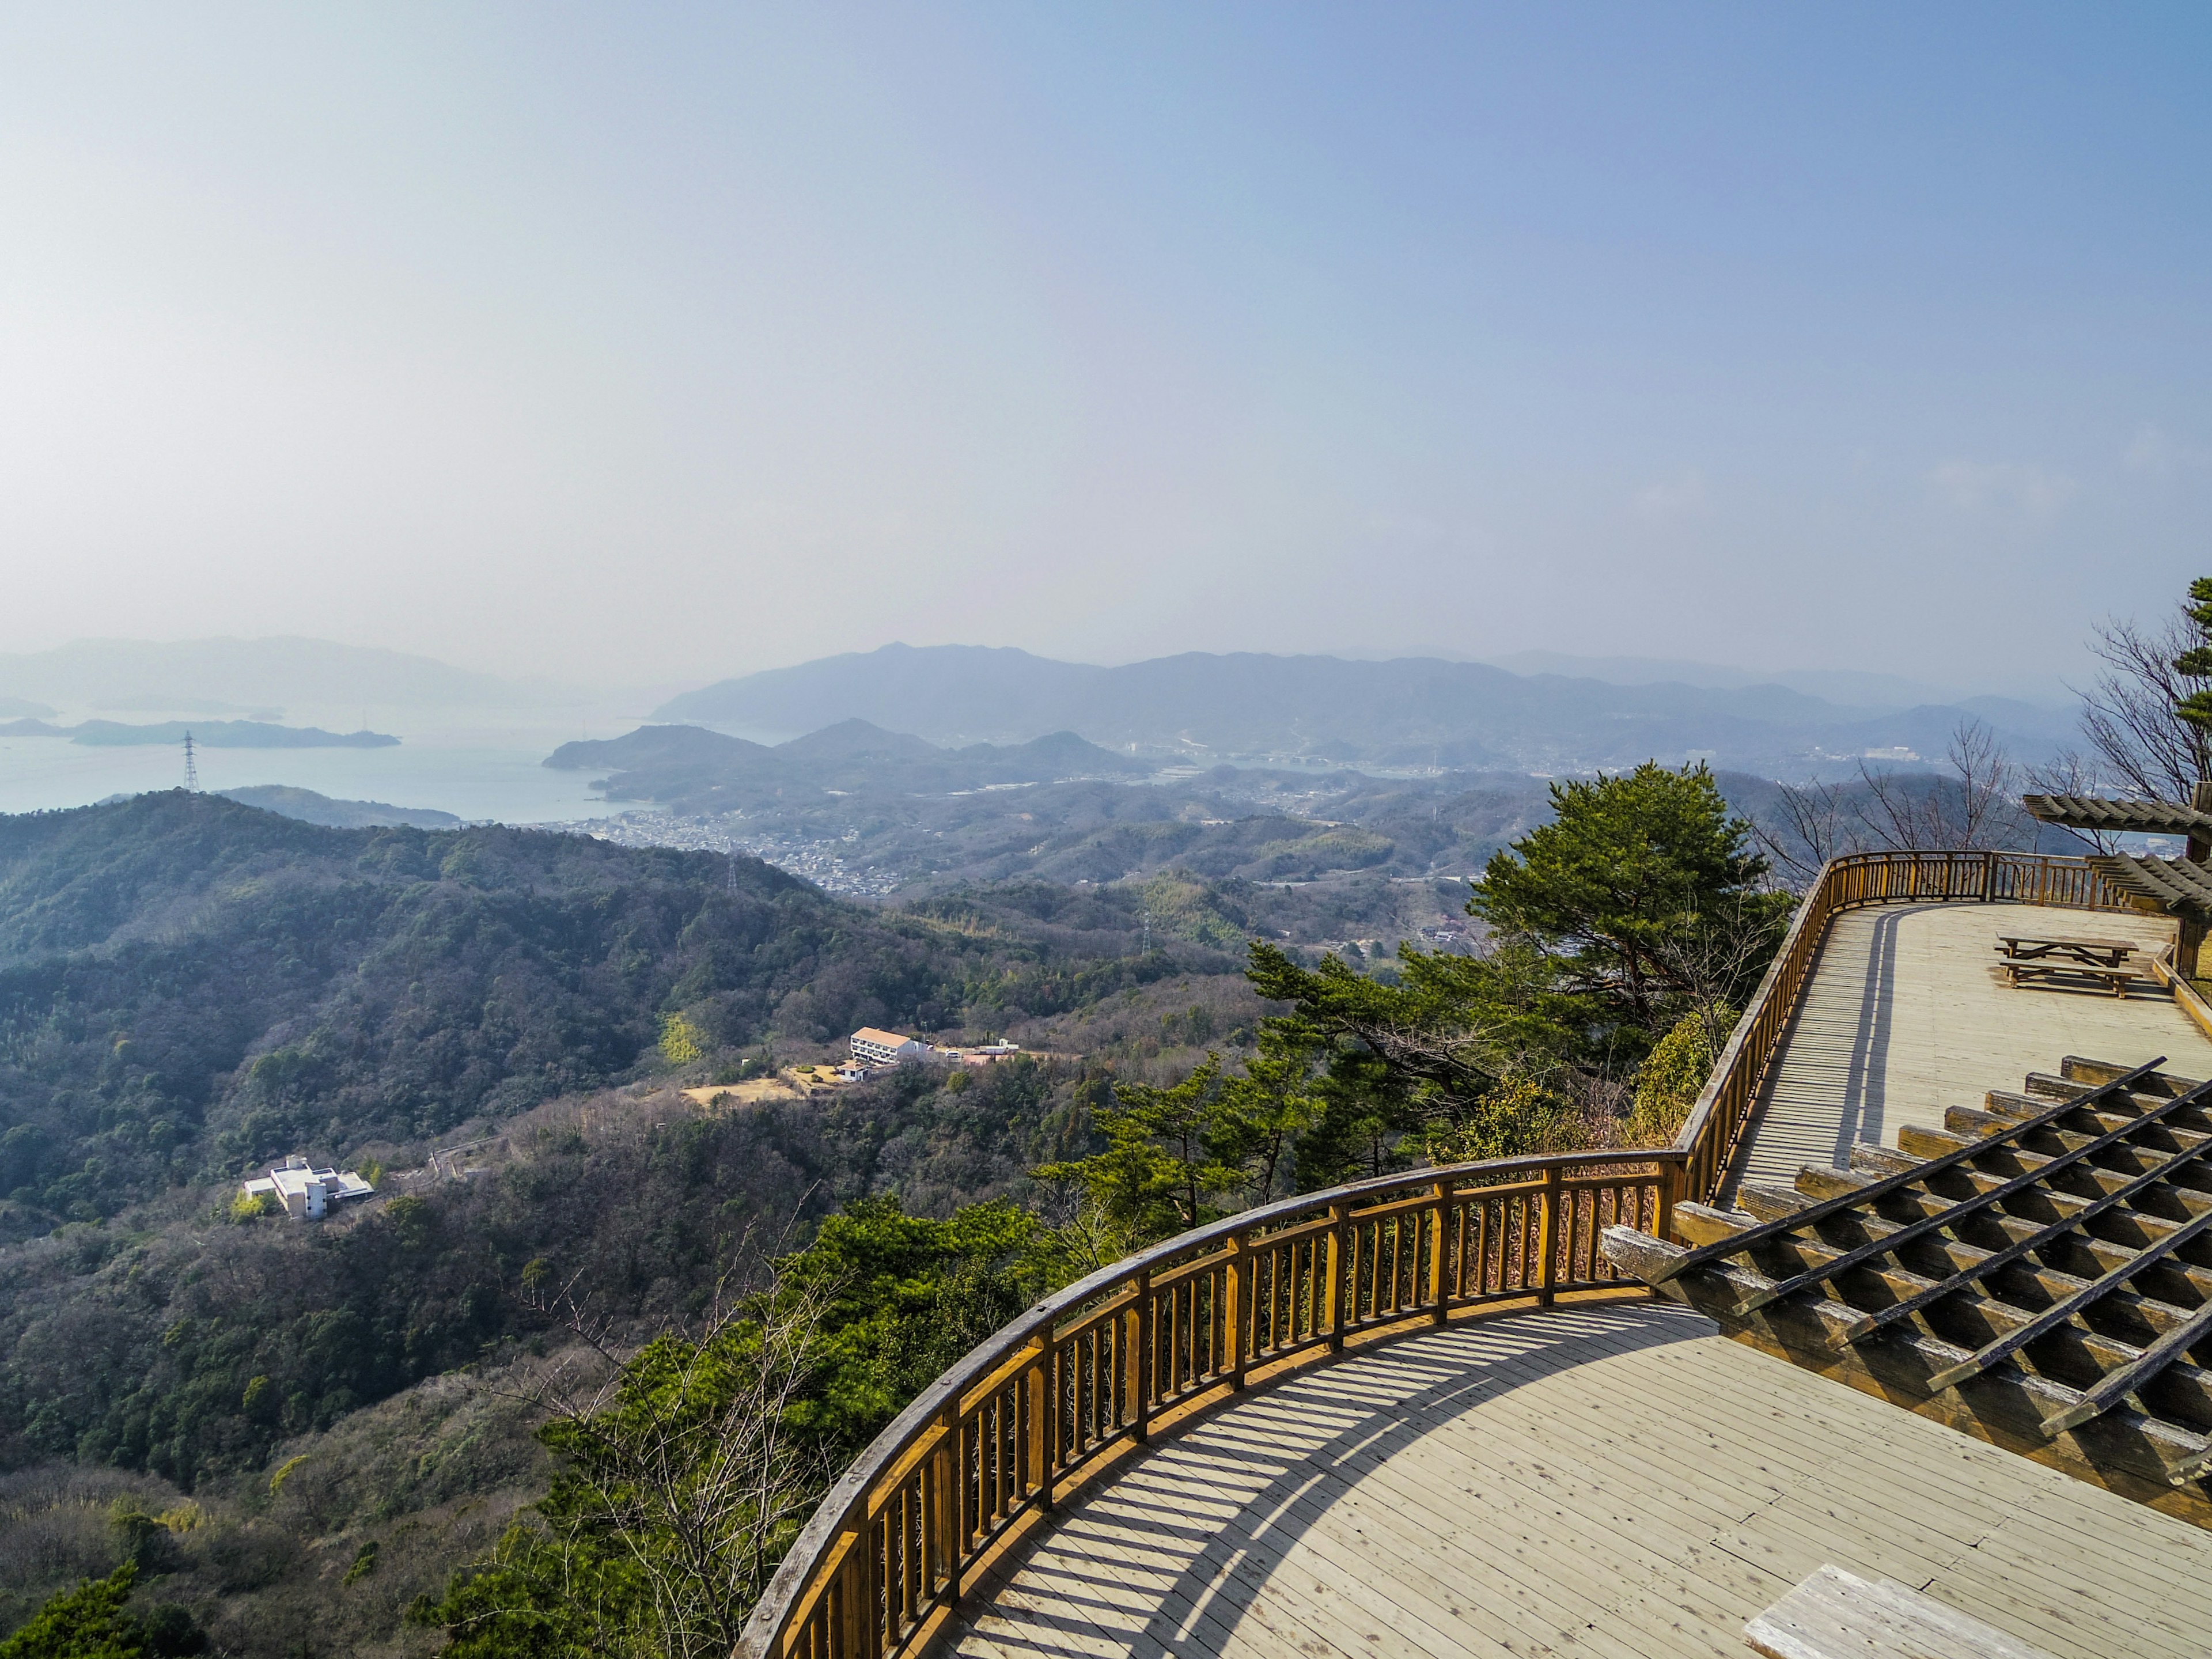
741,849,2160,1659
735,1147,1680,1658
1670,849,2153,1204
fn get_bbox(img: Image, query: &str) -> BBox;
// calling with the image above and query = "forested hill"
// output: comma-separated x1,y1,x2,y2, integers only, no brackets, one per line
0,792,1154,1236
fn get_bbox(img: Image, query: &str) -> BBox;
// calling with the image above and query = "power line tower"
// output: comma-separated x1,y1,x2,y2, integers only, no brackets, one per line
181,731,199,793
728,853,741,896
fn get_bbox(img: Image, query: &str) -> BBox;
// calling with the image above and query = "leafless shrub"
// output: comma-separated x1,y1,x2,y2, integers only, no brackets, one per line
1855,719,2031,853
1643,892,1786,1041
1758,719,2036,887
1755,778,1865,889
2077,611,2212,802
503,1237,836,1659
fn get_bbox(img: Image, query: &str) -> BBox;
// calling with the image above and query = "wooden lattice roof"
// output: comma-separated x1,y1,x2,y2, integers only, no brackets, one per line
2089,853,2212,924
2022,793,2212,836
1604,1055,2212,1525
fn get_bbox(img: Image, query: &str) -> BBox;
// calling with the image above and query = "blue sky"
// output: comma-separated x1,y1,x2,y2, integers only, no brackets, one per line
1,4,2205,692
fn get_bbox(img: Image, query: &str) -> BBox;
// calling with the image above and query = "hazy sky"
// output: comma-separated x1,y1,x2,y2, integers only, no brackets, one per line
2,4,2206,689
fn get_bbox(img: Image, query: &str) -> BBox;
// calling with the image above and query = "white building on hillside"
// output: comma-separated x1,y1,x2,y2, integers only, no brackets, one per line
241,1155,376,1220
850,1027,926,1066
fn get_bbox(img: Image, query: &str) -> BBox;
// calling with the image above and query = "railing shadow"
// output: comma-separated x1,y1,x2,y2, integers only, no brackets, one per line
1834,904,1909,1166
946,1301,1709,1658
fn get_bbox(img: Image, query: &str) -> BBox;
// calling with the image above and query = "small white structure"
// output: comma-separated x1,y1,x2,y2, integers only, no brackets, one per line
241,1155,375,1220
850,1027,927,1066
934,1041,1022,1066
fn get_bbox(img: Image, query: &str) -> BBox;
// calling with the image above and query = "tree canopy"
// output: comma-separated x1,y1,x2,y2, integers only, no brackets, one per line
1468,762,1772,1031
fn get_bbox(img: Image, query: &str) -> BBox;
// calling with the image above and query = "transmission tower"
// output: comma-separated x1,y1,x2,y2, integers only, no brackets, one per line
728,853,740,895
181,731,199,793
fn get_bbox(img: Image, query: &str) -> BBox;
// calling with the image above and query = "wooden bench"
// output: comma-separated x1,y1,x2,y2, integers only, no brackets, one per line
1745,1565,2052,1659
2000,959,2156,998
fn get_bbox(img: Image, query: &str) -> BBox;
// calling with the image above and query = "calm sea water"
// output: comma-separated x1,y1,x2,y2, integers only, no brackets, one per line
0,710,638,824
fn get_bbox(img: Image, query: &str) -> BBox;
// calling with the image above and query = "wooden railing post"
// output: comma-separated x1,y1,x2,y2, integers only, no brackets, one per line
939,1404,963,1609
1656,1158,1679,1248
1326,1203,1348,1351
1130,1268,1153,1444
1537,1164,1563,1306
920,1419,944,1612
836,1508,872,1658
1427,1183,1449,1324
1224,1233,1247,1388
1025,1334,1052,1512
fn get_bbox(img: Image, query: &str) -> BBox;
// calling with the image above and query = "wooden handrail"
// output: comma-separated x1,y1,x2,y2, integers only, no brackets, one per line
734,1146,1679,1659
1669,849,2152,1208
738,849,2154,1659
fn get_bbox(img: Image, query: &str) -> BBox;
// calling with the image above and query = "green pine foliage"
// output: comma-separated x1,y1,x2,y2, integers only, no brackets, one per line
2173,576,2212,735
1230,765,1782,1183
0,1566,205,1659
1468,762,1779,1032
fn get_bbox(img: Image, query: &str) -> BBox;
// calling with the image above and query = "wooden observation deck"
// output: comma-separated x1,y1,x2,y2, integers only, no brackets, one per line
737,852,2212,1659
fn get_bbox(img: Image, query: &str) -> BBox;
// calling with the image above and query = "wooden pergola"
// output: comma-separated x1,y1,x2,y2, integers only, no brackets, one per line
2021,793,2212,844
2024,791,2212,975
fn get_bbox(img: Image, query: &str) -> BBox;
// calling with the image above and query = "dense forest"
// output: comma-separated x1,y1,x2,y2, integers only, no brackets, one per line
0,766,1790,1659
0,793,1220,1239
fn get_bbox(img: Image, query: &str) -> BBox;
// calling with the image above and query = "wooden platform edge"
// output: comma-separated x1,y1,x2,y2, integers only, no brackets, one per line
2148,944,2212,1044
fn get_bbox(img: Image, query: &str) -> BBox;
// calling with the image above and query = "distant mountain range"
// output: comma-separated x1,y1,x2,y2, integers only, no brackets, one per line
654,644,2080,776
0,718,399,748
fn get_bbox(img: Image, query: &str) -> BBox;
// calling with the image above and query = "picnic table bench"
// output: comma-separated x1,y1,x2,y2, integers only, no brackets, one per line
1994,933,2154,999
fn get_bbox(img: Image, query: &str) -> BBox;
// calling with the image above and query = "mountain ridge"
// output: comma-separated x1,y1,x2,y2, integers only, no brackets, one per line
653,643,2074,775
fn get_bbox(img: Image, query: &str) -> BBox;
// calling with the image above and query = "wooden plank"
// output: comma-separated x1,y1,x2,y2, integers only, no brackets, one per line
1744,1565,2053,1659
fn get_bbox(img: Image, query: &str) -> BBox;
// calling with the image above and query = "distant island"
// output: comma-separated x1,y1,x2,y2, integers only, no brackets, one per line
218,784,460,828
0,718,400,748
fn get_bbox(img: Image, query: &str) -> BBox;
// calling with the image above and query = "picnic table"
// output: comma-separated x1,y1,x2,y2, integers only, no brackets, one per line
1995,934,2138,968
1995,934,2152,999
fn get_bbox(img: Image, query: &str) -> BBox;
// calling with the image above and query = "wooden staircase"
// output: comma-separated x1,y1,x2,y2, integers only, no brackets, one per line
1604,1055,2212,1529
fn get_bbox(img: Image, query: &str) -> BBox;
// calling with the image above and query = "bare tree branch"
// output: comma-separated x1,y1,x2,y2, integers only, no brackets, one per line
1853,718,2031,853
1753,778,1865,890
498,1228,839,1659
2075,611,2212,801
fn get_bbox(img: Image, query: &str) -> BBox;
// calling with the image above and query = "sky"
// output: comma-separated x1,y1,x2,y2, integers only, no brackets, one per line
0,3,2206,692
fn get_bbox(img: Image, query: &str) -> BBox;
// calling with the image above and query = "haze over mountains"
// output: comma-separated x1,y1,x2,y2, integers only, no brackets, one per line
0,637,551,715
656,643,2076,776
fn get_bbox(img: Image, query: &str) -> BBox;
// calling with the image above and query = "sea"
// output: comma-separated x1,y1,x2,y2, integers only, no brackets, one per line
0,704,647,825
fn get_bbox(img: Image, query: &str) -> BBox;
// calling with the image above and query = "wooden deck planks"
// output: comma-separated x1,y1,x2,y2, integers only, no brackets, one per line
944,1301,2212,1659
1729,902,2206,1196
